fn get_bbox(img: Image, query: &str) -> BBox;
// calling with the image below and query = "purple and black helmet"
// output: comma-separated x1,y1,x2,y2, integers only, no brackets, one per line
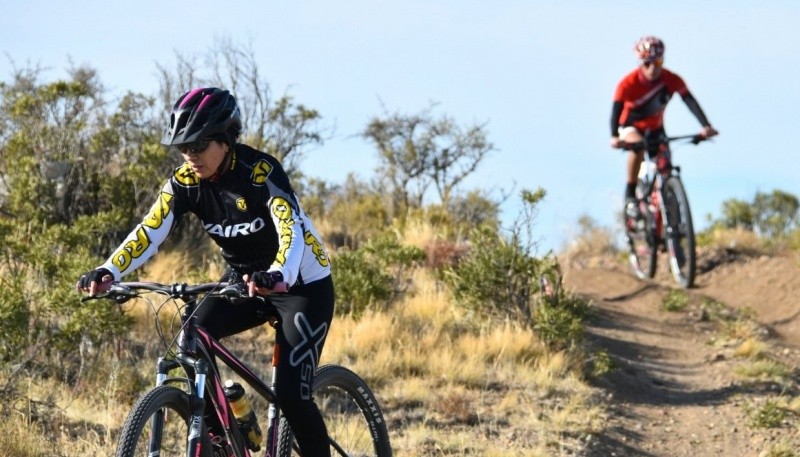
161,87,242,146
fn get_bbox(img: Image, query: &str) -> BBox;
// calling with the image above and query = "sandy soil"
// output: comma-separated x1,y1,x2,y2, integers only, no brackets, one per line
562,248,800,456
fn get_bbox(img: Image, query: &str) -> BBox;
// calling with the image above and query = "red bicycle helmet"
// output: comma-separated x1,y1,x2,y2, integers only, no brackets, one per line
161,87,242,146
633,36,665,62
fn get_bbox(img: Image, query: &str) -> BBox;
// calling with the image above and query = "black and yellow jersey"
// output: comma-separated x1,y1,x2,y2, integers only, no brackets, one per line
100,144,330,287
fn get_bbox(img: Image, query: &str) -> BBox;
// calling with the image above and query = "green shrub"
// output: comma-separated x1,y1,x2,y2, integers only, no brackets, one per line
332,248,393,317
444,225,540,325
703,189,799,241
661,289,689,312
444,223,591,348
332,236,426,317
533,274,592,349
588,349,614,379
0,285,29,363
747,399,788,428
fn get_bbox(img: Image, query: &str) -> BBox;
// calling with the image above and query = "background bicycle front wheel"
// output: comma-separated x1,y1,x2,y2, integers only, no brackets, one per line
662,177,696,288
626,196,657,280
278,364,393,457
116,385,214,457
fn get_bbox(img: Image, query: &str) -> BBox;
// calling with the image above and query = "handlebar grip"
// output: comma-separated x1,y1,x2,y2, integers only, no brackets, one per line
80,283,137,303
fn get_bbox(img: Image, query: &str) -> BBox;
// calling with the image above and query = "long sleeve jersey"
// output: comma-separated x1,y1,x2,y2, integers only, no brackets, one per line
99,143,331,287
610,67,710,136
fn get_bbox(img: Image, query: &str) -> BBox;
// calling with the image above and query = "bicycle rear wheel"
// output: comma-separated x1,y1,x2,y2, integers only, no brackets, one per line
662,177,696,288
277,364,392,457
116,385,214,457
626,195,657,280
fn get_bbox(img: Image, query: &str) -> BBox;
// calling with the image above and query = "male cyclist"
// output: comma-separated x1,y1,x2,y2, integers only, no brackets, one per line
76,87,334,457
610,35,718,230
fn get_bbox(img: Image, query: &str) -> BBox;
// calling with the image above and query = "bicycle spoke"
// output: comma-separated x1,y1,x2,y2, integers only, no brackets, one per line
277,365,392,456
318,386,376,454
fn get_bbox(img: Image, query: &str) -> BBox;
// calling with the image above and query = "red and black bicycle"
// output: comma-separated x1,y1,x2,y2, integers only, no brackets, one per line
620,133,711,288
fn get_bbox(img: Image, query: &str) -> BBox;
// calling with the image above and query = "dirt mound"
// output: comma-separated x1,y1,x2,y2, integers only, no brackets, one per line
561,248,800,456
695,250,800,347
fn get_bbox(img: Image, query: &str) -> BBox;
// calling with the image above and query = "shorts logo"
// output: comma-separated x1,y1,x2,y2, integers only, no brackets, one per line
252,160,272,185
174,163,199,187
236,197,247,212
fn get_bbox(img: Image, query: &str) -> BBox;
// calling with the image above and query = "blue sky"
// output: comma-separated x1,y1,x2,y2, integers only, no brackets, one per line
3,1,798,253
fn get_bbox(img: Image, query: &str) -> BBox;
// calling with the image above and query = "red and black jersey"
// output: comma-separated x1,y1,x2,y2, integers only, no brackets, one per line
612,67,689,133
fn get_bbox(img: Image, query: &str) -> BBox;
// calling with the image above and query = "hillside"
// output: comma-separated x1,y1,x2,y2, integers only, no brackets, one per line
562,248,800,456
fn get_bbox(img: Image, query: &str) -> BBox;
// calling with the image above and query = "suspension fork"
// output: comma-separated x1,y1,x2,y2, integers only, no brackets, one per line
149,358,209,456
187,359,210,455
264,322,283,456
147,358,180,455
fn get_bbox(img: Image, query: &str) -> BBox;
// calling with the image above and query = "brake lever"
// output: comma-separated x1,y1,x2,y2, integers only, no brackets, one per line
80,284,137,304
219,282,248,298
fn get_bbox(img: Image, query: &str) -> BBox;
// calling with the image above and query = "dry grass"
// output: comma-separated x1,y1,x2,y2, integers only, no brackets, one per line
323,267,606,456
699,227,766,254
733,337,770,359
0,417,53,457
9,248,605,456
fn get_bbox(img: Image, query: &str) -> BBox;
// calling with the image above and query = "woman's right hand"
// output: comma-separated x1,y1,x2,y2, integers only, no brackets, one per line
76,268,114,296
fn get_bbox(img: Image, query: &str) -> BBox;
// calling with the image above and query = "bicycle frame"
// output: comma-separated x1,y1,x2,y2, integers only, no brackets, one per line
637,143,678,240
144,285,285,457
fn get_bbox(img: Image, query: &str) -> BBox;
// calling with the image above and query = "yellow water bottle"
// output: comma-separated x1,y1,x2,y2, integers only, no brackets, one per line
224,380,263,451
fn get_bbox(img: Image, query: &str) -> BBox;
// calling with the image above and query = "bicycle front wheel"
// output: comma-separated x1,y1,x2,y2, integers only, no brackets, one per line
626,195,657,280
662,177,696,288
116,385,214,457
278,364,393,457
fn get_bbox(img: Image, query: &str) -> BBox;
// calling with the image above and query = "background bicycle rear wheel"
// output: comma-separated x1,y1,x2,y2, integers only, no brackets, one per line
116,385,214,457
626,195,657,280
662,177,696,288
278,364,392,457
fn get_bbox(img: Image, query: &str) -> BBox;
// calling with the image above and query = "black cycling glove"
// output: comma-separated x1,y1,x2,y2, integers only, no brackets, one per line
251,271,284,290
77,268,113,289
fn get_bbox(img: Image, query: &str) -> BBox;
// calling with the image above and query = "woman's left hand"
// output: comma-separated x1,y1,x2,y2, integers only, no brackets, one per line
244,271,288,296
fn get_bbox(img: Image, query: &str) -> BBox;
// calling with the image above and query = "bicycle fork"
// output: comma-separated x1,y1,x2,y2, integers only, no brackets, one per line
150,357,210,457
264,339,283,456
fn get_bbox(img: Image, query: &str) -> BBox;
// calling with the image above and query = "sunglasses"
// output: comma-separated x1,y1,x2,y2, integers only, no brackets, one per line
641,58,664,68
178,139,214,155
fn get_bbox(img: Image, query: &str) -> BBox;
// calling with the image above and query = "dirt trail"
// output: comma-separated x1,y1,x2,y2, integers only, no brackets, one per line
562,251,800,456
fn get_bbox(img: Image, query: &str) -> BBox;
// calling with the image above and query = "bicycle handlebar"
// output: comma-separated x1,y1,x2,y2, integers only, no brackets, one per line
617,133,708,151
82,281,259,303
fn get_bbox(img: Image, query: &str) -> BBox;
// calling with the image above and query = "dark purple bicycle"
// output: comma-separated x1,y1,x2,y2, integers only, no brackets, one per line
85,281,392,457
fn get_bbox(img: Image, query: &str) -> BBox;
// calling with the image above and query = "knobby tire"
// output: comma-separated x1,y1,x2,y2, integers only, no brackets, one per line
627,179,658,279
662,177,696,288
277,364,393,457
115,385,213,457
